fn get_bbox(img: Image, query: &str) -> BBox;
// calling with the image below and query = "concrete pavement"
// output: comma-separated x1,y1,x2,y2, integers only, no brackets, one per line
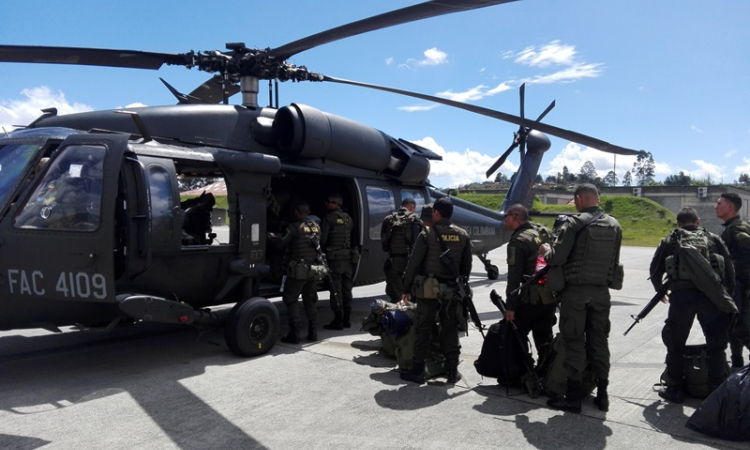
0,246,746,449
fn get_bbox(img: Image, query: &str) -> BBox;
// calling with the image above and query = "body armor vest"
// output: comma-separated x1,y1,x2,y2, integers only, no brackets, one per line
324,210,352,256
564,213,620,286
423,223,469,279
288,219,320,263
386,210,411,256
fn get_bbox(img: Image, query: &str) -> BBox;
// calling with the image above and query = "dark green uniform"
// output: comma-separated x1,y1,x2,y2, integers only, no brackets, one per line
544,206,622,383
650,225,733,391
403,218,472,367
720,216,750,361
506,222,556,363
381,207,423,302
321,209,355,323
280,219,320,334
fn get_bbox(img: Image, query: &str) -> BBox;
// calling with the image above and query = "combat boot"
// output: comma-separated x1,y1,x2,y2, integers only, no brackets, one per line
307,320,318,342
400,361,426,384
657,385,684,404
323,312,344,330
446,361,462,384
593,379,609,412
342,309,352,329
280,323,300,344
547,380,582,413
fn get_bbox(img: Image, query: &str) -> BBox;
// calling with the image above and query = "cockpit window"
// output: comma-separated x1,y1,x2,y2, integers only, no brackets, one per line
0,143,42,212
14,144,105,232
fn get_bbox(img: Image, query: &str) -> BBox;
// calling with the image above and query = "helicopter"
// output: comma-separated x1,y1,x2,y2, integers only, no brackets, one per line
0,0,642,357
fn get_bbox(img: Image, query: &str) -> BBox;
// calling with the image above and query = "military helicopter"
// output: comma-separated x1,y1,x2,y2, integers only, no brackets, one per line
0,0,642,357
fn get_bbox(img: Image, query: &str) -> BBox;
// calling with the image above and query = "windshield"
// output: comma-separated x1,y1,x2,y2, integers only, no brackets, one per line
0,143,43,212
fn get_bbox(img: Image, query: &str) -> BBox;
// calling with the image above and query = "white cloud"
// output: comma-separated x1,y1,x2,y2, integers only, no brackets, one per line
524,63,603,85
725,149,737,158
385,57,394,65
436,84,488,102
542,142,639,182
734,157,750,175
397,104,439,112
0,86,93,131
514,41,577,68
689,160,727,182
411,136,517,188
691,124,703,133
399,47,448,70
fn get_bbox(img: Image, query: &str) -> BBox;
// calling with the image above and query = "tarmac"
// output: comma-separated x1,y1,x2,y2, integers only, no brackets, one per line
0,245,747,450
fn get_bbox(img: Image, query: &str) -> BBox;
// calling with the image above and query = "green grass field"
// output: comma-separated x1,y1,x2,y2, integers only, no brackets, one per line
457,192,677,247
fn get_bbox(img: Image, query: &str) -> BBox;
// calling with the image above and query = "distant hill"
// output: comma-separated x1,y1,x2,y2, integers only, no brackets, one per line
457,193,677,247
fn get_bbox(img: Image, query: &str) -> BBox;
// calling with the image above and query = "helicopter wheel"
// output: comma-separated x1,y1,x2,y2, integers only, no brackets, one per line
225,297,280,357
487,265,500,280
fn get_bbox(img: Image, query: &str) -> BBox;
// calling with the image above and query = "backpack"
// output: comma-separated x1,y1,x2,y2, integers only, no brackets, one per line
536,334,597,398
666,228,737,314
474,320,529,386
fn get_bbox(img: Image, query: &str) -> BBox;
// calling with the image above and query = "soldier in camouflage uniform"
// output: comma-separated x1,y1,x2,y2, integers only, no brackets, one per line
400,197,472,384
503,204,556,365
380,198,423,302
278,201,321,344
321,193,356,330
540,184,622,413
715,192,750,368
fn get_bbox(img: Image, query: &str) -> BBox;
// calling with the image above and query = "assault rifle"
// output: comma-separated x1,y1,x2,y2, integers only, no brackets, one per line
489,289,544,396
623,280,670,336
308,221,337,299
435,230,484,338
508,265,550,299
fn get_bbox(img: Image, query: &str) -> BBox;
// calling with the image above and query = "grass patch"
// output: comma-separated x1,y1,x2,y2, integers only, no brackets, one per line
456,192,676,247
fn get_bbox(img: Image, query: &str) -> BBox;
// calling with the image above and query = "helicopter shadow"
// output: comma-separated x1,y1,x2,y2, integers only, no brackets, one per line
0,323,293,449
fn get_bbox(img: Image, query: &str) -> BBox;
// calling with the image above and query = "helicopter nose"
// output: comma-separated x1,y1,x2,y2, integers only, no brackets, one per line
526,130,551,154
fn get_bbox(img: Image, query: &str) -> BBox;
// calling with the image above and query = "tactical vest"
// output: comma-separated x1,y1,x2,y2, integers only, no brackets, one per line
515,225,544,278
385,210,412,256
324,210,352,258
423,223,469,279
722,218,750,275
287,219,320,263
564,213,620,286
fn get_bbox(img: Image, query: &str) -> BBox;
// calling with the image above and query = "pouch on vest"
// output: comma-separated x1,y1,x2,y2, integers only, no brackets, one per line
609,262,625,290
538,284,557,305
288,261,310,280
423,277,440,299
545,265,566,292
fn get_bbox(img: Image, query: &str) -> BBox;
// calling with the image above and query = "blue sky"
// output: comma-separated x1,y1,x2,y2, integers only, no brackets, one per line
2,0,749,188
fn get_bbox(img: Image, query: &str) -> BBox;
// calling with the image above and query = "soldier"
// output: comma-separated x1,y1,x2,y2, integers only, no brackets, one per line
651,207,735,403
182,192,215,245
400,197,472,384
380,198,423,302
540,184,622,413
503,204,556,365
321,193,356,330
715,192,750,368
420,203,434,228
278,201,321,344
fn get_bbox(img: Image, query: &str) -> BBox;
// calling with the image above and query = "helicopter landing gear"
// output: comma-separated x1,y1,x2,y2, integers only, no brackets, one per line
224,297,280,357
478,253,500,280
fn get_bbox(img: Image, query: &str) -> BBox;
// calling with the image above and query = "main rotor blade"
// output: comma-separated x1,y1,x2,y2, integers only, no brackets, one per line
486,141,518,178
0,45,186,70
267,0,519,60
519,83,525,120
322,75,644,156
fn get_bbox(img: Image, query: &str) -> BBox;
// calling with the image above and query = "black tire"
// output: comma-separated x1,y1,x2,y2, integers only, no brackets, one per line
224,297,280,357
487,265,500,280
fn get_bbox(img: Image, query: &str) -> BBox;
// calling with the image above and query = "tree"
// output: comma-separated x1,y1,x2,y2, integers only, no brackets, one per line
545,175,557,184
535,174,543,183
603,170,618,187
623,171,633,187
739,173,750,186
178,177,220,192
633,151,656,186
494,172,510,185
562,166,571,184
663,171,692,186
579,161,598,184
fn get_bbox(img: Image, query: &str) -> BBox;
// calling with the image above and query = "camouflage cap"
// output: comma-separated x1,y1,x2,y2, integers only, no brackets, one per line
420,203,434,222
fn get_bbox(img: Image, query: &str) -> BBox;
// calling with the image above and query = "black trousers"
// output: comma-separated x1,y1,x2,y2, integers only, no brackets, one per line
662,287,729,389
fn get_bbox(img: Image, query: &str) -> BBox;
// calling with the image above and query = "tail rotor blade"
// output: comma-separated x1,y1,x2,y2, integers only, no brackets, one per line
486,141,518,178
519,83,525,120
535,100,556,123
